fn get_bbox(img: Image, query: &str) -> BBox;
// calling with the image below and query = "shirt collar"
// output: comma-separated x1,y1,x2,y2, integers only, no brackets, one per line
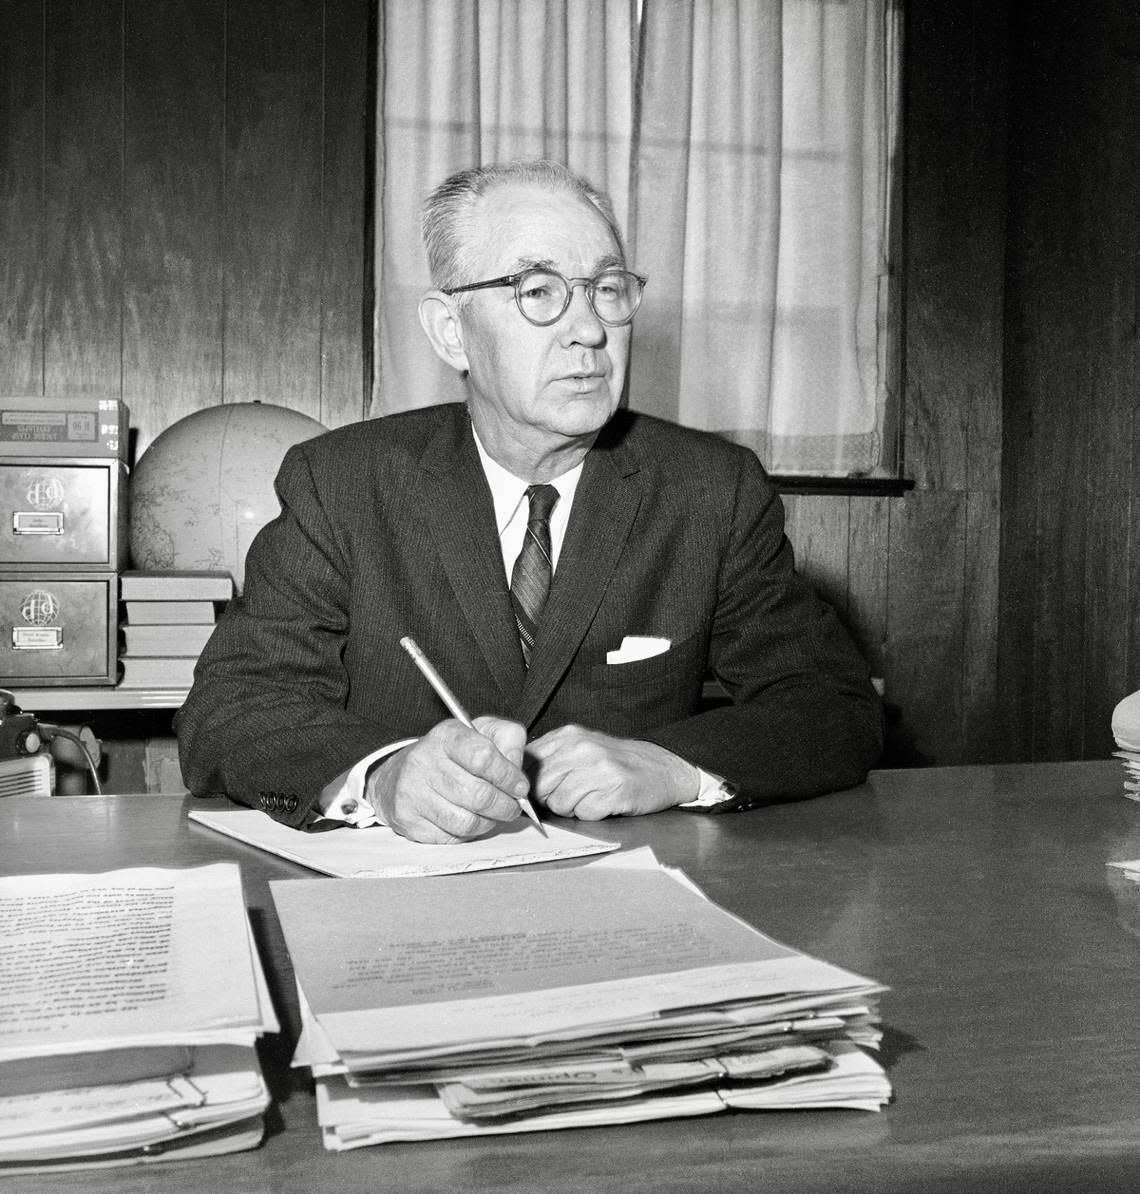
471,425,584,536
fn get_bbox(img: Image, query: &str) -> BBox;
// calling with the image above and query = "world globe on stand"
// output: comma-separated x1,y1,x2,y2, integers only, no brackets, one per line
128,402,327,593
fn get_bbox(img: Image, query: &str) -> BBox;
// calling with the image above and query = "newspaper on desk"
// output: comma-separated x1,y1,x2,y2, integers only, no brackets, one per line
272,849,891,1149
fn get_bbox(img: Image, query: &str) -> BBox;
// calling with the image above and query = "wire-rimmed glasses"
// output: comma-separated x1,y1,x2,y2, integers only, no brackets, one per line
442,267,647,327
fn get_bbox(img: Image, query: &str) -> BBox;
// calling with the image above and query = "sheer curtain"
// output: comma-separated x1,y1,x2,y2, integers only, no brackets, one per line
631,0,901,475
372,0,635,416
373,0,901,477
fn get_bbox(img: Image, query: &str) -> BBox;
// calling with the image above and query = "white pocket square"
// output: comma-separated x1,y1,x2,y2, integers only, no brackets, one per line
606,635,672,665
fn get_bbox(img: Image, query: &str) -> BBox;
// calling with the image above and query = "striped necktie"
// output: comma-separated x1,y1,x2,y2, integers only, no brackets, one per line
510,484,559,667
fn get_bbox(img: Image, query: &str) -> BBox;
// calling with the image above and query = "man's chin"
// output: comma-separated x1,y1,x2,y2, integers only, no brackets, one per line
547,387,620,432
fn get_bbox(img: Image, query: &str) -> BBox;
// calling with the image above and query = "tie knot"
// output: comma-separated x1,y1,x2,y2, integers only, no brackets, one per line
525,483,559,522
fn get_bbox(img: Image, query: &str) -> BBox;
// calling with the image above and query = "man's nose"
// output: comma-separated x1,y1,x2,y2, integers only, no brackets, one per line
560,282,606,344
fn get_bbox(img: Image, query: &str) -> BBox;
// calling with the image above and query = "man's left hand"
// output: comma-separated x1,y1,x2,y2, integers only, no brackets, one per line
526,725,698,820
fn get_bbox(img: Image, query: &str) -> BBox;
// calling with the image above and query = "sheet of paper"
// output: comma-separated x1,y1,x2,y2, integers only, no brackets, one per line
316,1075,727,1148
0,1046,267,1144
0,865,270,1062
189,807,620,877
272,868,883,1063
313,1039,889,1149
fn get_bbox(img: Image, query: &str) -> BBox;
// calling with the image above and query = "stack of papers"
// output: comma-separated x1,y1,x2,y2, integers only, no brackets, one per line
0,864,278,1173
272,854,890,1149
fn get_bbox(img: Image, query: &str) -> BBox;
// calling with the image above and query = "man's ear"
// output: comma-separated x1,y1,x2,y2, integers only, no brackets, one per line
418,292,470,373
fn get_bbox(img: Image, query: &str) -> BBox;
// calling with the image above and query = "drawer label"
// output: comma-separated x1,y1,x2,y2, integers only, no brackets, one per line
12,511,64,535
11,626,63,650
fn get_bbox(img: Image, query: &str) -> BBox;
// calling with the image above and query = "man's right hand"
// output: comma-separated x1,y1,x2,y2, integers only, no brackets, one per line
367,715,530,843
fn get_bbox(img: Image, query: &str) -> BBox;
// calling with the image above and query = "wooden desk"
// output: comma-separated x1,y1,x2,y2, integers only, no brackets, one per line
4,760,1140,1193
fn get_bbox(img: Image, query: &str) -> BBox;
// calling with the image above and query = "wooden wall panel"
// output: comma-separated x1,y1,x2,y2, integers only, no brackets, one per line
781,495,889,692
1018,112,1091,762
846,496,890,685
1001,0,1140,762
1074,20,1138,760
782,494,851,620
885,493,968,765
901,5,1006,495
885,0,1006,763
122,0,225,454
0,1,44,395
42,0,122,396
1,0,370,448
224,0,326,419
962,490,1001,762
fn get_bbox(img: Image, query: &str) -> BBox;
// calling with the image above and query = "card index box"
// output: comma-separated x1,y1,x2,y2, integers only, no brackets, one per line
0,458,128,571
0,397,129,459
0,573,117,685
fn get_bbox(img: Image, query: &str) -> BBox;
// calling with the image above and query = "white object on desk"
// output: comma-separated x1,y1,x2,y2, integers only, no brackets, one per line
1112,690,1140,751
188,807,619,878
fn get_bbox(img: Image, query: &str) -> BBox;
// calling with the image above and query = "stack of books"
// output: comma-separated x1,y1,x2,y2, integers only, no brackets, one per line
272,853,890,1149
118,570,233,689
0,863,278,1173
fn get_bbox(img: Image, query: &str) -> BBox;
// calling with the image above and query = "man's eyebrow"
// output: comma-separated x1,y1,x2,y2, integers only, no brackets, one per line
511,256,555,272
509,254,627,274
594,253,625,272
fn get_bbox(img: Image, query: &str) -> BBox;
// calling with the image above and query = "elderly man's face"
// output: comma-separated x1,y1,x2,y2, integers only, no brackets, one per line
455,183,631,459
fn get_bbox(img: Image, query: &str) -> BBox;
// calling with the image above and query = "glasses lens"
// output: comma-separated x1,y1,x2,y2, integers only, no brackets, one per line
590,271,642,325
516,271,569,325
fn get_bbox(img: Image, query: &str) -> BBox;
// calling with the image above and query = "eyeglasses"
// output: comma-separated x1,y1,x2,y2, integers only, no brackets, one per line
442,267,647,328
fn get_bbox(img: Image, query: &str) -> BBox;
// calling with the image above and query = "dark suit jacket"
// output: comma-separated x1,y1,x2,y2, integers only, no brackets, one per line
176,404,882,828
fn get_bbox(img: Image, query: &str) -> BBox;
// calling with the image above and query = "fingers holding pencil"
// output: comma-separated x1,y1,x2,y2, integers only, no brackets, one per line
367,637,542,843
399,636,546,836
368,716,532,844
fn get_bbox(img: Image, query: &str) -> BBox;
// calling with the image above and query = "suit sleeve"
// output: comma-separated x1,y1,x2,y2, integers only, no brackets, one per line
175,445,394,829
640,451,883,806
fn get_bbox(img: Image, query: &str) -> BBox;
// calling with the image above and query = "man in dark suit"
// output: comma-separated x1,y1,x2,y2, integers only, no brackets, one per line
176,159,882,842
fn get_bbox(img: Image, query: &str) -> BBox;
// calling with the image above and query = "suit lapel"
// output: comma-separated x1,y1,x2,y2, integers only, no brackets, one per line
415,413,526,702
518,433,643,725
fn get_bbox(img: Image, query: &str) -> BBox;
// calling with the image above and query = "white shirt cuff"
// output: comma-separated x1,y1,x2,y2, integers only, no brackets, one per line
315,739,416,827
677,766,729,809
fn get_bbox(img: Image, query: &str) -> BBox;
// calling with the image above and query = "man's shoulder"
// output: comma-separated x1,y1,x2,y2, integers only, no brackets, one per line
298,402,466,463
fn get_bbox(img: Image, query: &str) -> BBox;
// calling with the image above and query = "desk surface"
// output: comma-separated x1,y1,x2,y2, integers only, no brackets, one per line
4,760,1140,1193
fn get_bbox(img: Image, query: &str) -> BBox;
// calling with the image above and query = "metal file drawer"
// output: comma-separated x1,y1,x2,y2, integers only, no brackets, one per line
0,458,128,570
0,573,117,685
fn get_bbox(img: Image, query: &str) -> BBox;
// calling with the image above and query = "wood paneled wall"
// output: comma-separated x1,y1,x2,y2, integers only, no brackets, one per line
0,0,370,457
2,0,1133,770
789,0,1137,766
1001,1,1140,762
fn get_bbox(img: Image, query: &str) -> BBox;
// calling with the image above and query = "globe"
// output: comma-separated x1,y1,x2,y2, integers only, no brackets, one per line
128,402,327,593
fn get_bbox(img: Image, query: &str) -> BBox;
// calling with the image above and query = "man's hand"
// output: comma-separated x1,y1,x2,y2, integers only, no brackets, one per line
527,725,699,820
368,716,530,843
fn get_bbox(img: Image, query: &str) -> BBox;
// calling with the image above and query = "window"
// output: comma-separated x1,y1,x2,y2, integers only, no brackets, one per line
373,0,903,482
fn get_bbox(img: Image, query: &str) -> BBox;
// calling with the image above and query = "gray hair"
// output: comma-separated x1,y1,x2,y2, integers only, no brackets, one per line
421,159,626,295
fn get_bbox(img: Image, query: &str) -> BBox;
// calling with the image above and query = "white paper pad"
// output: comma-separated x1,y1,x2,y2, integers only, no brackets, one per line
188,807,619,877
